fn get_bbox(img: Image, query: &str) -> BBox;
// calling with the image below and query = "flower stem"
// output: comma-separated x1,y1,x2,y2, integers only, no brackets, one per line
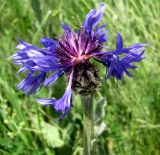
82,95,93,155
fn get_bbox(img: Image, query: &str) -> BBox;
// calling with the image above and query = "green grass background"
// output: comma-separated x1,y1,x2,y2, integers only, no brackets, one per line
0,0,160,154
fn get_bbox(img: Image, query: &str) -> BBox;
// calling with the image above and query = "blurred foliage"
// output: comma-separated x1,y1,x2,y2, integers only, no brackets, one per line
0,0,160,154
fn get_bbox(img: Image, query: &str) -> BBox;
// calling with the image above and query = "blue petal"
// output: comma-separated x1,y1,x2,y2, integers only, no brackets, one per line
83,3,106,33
37,68,74,120
40,37,58,50
17,73,33,91
62,23,72,33
94,24,108,43
17,72,46,95
37,98,54,106
95,24,106,33
105,65,114,80
28,73,46,95
10,40,59,73
44,70,65,86
17,66,27,73
98,30,108,43
116,32,123,49
96,35,145,80
26,49,44,57
110,43,146,55
16,39,32,49
106,49,144,80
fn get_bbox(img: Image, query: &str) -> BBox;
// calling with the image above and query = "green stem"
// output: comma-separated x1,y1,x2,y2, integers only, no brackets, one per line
82,95,93,155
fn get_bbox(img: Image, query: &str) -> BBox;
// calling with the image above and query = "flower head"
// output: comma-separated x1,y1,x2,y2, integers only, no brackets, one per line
10,3,146,120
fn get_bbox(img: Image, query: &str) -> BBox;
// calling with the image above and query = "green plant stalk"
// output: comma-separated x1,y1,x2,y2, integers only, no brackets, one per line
82,95,93,155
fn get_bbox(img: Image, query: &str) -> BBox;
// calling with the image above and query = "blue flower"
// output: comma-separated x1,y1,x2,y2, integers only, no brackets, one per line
10,3,146,120
96,32,145,80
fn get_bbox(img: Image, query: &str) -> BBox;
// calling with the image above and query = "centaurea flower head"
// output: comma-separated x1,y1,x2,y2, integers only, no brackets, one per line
10,3,146,120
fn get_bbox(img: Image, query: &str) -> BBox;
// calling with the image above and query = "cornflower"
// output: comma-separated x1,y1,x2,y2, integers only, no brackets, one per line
10,3,145,120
